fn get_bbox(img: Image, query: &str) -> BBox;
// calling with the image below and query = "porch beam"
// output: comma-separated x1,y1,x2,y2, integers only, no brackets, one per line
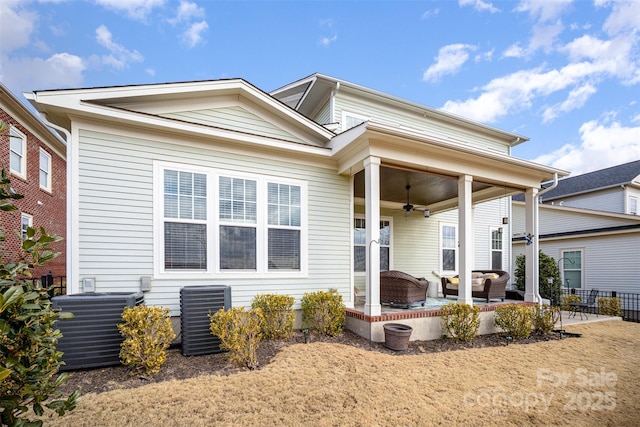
524,188,538,302
457,174,474,305
364,156,382,316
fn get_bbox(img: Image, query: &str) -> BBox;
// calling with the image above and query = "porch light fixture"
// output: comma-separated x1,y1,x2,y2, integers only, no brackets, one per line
501,182,509,224
423,209,430,218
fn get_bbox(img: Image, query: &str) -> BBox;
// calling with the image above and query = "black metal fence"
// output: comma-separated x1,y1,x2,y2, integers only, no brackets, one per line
561,288,640,323
18,273,67,298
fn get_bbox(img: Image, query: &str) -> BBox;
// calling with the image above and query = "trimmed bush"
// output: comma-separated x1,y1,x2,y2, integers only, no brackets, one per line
598,297,622,317
301,290,345,336
494,304,534,339
251,293,295,340
439,303,480,343
532,305,560,335
561,294,581,311
118,305,176,376
210,307,263,369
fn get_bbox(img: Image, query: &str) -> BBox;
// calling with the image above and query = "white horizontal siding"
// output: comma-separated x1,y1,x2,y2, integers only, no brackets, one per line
77,128,351,314
550,188,624,214
162,106,306,144
334,92,509,155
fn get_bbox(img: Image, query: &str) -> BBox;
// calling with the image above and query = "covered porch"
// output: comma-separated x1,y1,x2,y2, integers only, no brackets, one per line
330,121,568,339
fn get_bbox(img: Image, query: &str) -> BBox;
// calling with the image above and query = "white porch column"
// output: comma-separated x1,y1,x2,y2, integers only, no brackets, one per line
457,175,474,305
524,187,538,302
364,156,382,316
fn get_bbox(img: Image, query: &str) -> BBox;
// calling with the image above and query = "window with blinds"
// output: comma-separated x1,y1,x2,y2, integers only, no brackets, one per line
353,217,391,272
219,177,257,270
267,183,301,270
164,170,207,270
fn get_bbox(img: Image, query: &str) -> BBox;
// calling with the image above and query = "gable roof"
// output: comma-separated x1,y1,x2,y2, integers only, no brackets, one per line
533,160,640,202
1,82,66,158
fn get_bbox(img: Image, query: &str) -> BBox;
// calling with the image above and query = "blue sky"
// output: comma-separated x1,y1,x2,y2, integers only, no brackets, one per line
1,0,639,176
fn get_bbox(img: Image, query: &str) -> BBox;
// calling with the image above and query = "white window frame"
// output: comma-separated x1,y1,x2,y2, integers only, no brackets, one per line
9,125,27,179
39,148,52,192
341,111,369,132
489,226,503,270
628,196,638,215
154,161,308,278
353,215,393,274
440,222,458,275
21,213,33,240
560,249,583,289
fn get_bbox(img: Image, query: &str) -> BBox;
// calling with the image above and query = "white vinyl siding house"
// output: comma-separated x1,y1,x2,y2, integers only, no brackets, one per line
512,202,640,294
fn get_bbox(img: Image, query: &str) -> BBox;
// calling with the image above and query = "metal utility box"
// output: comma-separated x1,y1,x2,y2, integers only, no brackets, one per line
180,285,231,356
52,292,144,370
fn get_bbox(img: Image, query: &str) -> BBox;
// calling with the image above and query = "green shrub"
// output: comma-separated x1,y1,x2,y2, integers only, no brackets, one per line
532,305,560,335
439,303,480,342
561,294,581,311
210,307,263,369
0,161,78,426
515,251,562,304
117,305,176,376
300,290,345,336
251,293,295,340
598,297,622,317
494,304,533,339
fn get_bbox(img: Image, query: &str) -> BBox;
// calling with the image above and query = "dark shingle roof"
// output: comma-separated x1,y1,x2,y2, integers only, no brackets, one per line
513,160,640,202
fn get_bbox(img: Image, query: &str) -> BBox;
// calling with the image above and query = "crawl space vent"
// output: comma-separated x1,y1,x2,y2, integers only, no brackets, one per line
180,285,231,356
52,292,144,370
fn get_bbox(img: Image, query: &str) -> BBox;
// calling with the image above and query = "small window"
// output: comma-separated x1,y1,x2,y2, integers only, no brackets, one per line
561,250,583,289
441,224,457,273
490,228,503,269
39,148,52,191
629,196,638,215
10,125,27,178
342,111,368,131
21,213,33,240
354,217,391,272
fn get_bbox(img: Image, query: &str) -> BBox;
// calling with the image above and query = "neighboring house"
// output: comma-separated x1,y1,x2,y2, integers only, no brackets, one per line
25,74,566,320
512,160,640,294
0,83,67,279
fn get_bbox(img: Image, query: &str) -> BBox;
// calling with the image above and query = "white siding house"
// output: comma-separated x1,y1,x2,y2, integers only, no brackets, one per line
27,74,566,326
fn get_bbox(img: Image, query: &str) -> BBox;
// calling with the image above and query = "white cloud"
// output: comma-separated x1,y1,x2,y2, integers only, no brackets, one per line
421,8,440,20
94,0,165,21
0,53,85,91
169,0,205,24
0,3,37,53
423,44,477,82
318,35,337,47
533,116,640,175
181,21,208,48
514,0,573,23
602,0,640,36
458,0,499,13
529,20,564,53
541,83,597,123
95,25,143,69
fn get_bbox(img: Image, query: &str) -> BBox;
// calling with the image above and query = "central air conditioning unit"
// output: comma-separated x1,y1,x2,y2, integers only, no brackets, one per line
52,292,144,370
180,285,231,356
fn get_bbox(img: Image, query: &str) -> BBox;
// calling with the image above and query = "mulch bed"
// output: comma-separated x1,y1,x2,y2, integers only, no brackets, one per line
57,329,576,396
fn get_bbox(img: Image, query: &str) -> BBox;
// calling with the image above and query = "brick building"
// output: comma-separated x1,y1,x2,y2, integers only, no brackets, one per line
0,83,66,281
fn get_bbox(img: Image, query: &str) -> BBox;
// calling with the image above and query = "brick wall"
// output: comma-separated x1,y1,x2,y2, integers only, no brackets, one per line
0,108,67,279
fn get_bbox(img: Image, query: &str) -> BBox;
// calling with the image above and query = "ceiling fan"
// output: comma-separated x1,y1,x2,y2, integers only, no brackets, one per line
403,184,430,218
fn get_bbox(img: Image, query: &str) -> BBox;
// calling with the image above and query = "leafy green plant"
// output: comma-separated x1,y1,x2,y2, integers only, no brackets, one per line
515,251,562,305
532,305,560,335
598,297,622,317
439,303,480,342
300,290,345,337
251,293,295,340
494,304,533,339
0,160,78,425
209,307,263,369
117,305,176,376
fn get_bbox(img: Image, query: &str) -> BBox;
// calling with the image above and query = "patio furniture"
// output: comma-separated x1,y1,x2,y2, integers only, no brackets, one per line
441,270,510,303
380,270,429,307
568,289,599,320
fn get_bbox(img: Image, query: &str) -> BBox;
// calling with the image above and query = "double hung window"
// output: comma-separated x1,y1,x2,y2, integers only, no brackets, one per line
10,125,26,178
441,224,457,274
354,217,391,272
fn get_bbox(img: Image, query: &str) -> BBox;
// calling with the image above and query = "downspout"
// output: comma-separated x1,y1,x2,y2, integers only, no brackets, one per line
330,81,340,125
39,113,75,295
532,173,558,306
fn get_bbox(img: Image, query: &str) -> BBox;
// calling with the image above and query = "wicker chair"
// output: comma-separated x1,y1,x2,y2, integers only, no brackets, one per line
380,270,429,307
441,270,509,303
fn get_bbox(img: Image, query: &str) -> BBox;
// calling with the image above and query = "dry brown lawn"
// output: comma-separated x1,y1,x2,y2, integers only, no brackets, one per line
40,320,639,426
